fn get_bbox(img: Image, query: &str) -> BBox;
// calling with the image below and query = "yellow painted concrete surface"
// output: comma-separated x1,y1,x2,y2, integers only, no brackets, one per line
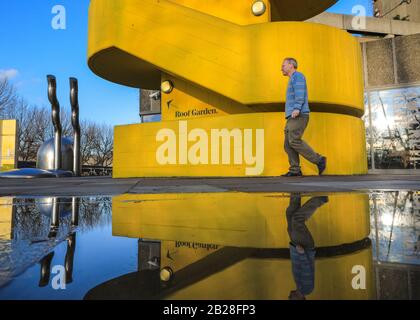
0,120,18,172
88,0,364,112
168,0,338,24
114,112,367,177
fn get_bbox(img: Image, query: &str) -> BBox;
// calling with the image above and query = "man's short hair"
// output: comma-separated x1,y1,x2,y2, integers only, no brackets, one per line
284,57,298,69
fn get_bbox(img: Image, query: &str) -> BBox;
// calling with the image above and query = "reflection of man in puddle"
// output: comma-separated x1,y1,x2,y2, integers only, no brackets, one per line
287,193,328,300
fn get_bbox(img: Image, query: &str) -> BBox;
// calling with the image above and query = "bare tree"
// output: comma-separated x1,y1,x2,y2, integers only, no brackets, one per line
92,124,113,167
59,108,74,138
80,120,97,165
0,78,17,115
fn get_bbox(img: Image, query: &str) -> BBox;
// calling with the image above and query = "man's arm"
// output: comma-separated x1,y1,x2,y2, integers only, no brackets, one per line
292,73,307,113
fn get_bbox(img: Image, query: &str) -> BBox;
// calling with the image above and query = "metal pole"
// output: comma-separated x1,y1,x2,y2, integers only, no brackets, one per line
47,75,62,170
38,252,55,287
70,78,81,176
51,197,60,228
65,233,76,284
71,197,79,227
48,197,60,238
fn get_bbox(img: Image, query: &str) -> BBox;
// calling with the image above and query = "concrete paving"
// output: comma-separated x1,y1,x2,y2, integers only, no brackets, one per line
0,174,419,197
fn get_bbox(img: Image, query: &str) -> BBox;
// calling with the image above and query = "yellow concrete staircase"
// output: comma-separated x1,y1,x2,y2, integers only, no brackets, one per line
88,0,368,177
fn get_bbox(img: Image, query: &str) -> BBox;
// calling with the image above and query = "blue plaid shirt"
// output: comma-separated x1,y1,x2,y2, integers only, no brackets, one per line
290,245,315,296
285,71,310,119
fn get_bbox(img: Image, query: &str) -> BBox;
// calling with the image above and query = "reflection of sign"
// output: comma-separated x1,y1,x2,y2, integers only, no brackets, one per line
162,240,220,272
175,241,219,251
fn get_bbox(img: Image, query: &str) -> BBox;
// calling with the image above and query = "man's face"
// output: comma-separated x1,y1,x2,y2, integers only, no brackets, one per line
281,60,293,76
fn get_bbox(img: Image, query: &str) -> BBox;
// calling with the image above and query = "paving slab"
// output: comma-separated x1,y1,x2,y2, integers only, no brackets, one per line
0,174,419,196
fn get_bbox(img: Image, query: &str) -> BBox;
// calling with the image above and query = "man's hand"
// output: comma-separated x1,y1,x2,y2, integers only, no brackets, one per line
291,110,300,118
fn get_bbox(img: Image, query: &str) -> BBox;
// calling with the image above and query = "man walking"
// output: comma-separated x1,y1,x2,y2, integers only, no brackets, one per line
281,58,327,177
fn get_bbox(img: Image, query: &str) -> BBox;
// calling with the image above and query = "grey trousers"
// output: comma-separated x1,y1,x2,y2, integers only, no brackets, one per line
286,194,328,248
284,115,322,173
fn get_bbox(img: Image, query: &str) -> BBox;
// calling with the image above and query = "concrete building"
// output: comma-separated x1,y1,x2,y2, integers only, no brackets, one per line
306,11,420,37
362,33,420,172
374,0,420,22
307,1,420,172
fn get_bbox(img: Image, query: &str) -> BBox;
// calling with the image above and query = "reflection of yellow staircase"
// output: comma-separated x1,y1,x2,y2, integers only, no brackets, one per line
111,191,374,300
113,192,370,248
88,0,367,177
0,198,13,240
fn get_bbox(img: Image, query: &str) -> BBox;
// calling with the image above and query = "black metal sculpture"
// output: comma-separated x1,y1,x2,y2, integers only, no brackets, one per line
0,75,81,178
47,75,62,171
70,78,81,177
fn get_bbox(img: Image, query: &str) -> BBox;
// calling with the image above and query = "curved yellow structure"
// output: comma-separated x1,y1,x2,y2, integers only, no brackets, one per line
88,0,367,177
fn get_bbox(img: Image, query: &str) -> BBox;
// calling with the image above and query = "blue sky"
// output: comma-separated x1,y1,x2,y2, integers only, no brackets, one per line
328,0,374,16
0,0,373,126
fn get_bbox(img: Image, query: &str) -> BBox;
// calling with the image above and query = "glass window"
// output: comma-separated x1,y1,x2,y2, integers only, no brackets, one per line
363,93,373,169
365,86,420,170
141,114,162,123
